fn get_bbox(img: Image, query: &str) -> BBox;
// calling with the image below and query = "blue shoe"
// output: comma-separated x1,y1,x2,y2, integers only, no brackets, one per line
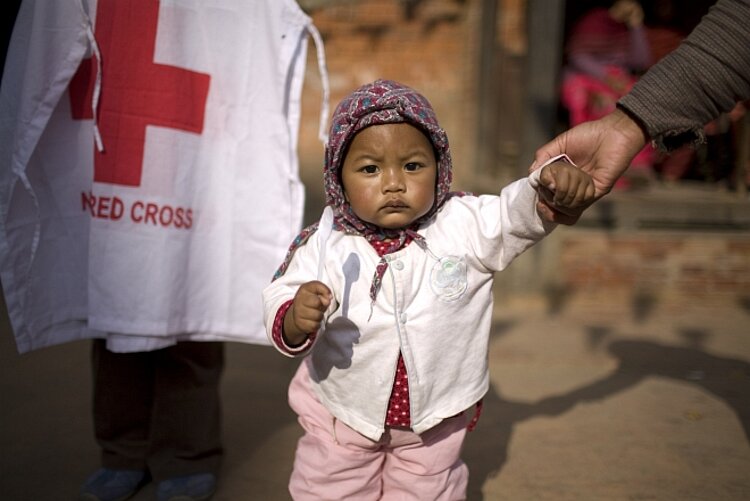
156,473,217,501
78,468,148,501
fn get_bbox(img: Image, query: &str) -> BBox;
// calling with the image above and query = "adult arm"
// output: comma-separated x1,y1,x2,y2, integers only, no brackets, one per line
619,0,750,151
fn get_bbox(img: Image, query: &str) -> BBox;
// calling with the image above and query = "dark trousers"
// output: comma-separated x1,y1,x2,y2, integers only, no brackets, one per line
91,340,224,481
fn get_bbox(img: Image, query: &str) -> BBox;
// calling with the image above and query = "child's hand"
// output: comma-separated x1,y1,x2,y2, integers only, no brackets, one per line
537,161,596,225
284,281,332,346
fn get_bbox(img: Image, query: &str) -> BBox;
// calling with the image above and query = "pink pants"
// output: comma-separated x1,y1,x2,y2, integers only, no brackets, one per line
287,361,470,500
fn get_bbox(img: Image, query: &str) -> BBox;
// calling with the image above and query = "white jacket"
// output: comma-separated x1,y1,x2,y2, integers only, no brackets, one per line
263,168,553,440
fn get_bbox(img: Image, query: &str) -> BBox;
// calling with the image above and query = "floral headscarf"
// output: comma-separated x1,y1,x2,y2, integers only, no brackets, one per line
323,79,453,237
273,80,462,302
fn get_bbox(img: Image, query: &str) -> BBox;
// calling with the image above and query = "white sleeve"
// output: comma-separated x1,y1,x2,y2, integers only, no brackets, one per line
439,167,555,273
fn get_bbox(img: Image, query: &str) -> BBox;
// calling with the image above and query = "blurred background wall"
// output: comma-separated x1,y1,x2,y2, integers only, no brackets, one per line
295,0,750,307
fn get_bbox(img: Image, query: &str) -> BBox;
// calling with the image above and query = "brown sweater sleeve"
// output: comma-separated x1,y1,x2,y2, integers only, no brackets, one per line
618,0,750,151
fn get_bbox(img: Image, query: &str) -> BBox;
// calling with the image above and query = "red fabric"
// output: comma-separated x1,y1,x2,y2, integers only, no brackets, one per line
566,8,631,61
370,237,414,428
562,7,648,130
467,399,483,432
69,0,210,187
386,355,411,427
272,300,317,355
561,66,636,126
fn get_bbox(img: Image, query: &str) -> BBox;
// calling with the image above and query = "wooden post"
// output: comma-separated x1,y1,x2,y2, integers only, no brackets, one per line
519,0,566,174
476,0,499,182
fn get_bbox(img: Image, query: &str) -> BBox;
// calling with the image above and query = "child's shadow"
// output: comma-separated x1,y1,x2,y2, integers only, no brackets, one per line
463,325,750,500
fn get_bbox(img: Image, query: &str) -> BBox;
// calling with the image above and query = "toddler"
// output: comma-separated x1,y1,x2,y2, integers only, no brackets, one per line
263,79,595,500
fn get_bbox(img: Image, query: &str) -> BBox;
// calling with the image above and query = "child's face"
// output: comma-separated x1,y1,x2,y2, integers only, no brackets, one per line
341,123,437,230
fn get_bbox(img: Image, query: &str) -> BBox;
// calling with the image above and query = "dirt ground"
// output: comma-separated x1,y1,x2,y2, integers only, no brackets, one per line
1,288,749,500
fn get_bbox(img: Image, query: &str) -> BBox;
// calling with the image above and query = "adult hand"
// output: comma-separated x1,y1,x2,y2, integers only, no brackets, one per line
530,109,648,224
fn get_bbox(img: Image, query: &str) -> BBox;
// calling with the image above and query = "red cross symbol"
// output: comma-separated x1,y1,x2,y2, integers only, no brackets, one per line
69,0,210,187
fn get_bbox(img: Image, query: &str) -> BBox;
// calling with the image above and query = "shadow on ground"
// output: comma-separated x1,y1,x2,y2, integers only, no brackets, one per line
463,317,750,500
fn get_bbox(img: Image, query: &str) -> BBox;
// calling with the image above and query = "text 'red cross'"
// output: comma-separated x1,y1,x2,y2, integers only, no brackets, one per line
69,0,210,187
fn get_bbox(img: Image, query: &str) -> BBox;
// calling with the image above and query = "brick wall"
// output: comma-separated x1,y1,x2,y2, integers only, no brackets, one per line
297,0,482,199
559,231,750,305
493,226,750,312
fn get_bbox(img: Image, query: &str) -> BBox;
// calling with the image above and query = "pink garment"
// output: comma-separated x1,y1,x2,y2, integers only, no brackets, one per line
287,361,469,500
561,66,636,126
565,7,650,80
561,67,654,171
